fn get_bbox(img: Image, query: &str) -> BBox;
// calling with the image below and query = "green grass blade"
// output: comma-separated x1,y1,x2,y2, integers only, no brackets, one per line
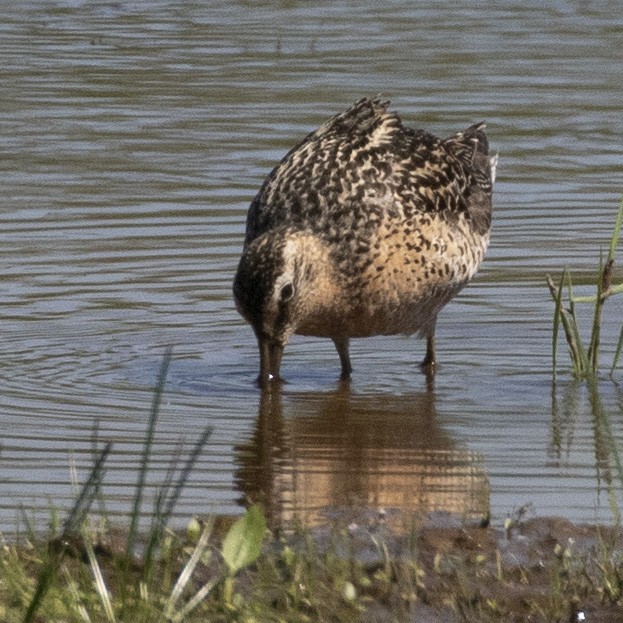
84,539,117,623
607,195,623,262
565,271,588,375
607,196,623,378
161,427,213,526
588,252,605,373
591,196,623,374
22,564,57,623
126,347,173,558
552,270,565,380
150,440,192,536
18,506,38,544
23,442,112,623
152,438,184,519
571,283,623,304
61,565,93,623
165,518,214,619
89,419,110,520
62,442,112,537
546,270,589,376
143,425,213,573
170,579,219,623
566,268,576,316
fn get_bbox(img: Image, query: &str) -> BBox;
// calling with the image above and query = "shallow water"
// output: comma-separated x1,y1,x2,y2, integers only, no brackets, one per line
1,0,622,533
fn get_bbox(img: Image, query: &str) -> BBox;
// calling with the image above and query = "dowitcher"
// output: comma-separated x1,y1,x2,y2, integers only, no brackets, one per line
233,98,496,385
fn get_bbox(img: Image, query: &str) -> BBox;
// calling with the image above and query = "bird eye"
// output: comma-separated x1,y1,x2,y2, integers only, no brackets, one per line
279,282,294,302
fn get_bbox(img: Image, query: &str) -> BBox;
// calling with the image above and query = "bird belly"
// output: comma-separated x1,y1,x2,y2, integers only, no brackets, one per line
295,278,467,340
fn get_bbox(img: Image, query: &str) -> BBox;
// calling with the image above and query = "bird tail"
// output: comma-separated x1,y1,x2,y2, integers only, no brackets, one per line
489,153,499,184
443,123,497,190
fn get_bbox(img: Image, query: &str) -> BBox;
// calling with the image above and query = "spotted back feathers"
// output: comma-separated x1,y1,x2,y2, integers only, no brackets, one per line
244,97,495,252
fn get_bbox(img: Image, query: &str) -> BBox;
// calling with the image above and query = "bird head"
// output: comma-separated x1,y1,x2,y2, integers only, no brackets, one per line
233,229,323,385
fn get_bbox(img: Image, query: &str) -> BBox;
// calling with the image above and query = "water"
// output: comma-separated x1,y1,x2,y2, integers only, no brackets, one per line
1,0,622,533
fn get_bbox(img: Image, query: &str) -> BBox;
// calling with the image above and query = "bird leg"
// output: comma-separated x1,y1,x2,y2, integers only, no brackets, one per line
258,337,284,387
332,337,352,380
420,331,436,374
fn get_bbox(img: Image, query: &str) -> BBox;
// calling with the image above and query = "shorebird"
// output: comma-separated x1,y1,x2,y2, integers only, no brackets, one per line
234,97,496,385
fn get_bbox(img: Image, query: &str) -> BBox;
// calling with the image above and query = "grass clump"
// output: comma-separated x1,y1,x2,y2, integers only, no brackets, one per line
547,197,623,514
0,348,268,623
547,196,623,379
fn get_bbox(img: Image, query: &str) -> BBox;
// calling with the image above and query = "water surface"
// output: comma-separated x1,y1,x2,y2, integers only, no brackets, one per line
1,0,622,533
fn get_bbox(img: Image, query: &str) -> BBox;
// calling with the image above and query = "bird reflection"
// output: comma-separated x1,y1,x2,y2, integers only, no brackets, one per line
234,384,489,532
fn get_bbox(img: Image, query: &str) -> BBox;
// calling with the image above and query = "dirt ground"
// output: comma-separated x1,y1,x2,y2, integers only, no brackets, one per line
336,513,623,623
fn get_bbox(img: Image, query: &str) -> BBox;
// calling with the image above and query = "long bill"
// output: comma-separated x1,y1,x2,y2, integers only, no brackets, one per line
258,337,284,387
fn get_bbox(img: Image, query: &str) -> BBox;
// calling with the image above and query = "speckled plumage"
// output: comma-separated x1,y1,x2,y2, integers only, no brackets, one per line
234,98,497,384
